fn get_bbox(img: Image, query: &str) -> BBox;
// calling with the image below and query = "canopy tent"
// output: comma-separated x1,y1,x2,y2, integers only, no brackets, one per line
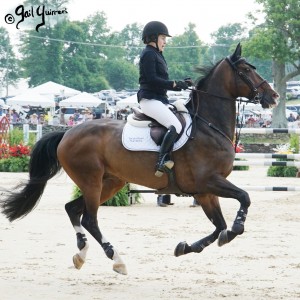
116,94,139,109
59,92,105,107
6,90,55,107
31,81,80,98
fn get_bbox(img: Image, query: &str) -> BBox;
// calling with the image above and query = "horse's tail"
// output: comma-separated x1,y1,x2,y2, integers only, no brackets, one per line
1,131,66,222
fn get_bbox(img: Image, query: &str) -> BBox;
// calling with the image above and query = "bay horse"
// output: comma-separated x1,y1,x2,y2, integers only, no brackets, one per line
0,44,279,275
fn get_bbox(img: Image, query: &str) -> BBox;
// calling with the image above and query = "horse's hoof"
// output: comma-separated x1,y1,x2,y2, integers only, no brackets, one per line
113,263,128,275
174,241,187,257
218,230,228,247
73,254,85,269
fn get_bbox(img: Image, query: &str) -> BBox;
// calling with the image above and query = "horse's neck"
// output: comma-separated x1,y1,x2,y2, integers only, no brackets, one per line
190,91,236,141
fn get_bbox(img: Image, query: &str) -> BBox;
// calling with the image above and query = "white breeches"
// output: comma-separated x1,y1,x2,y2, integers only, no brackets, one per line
139,99,182,134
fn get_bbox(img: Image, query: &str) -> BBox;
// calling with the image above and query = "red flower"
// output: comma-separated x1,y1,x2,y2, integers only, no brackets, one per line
9,144,31,157
0,143,31,159
235,144,244,153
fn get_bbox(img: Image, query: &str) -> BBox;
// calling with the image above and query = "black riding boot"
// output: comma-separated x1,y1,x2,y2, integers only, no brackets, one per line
155,126,179,177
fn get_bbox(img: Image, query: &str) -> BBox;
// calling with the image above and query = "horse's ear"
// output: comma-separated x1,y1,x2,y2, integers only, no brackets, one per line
231,43,242,62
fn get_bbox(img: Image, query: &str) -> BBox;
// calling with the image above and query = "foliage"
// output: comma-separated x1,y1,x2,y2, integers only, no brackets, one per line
0,156,30,172
267,165,298,177
0,27,21,95
104,59,139,90
267,140,298,177
11,0,299,97
71,184,141,206
289,134,299,153
0,143,31,172
0,128,31,172
245,0,300,127
165,23,204,80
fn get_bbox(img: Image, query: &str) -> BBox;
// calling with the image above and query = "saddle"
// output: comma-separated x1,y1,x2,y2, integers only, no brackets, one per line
130,104,186,146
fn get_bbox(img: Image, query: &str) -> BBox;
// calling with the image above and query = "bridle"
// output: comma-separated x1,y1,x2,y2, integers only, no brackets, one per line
186,56,268,147
225,56,267,104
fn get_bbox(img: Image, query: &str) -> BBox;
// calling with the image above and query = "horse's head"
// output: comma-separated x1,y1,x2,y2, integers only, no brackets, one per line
226,43,279,108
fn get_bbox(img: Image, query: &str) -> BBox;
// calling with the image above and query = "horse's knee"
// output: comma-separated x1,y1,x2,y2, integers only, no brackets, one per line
239,191,251,208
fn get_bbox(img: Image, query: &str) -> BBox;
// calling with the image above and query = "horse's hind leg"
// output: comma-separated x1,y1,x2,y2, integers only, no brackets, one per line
65,196,89,269
175,194,227,257
81,176,127,275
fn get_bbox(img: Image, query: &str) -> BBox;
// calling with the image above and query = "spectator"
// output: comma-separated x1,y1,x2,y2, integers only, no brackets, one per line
246,115,256,127
67,116,74,126
287,113,296,122
256,114,265,127
30,113,38,125
11,109,19,124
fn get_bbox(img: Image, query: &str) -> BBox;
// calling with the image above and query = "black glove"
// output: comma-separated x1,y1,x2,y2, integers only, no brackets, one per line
184,77,193,87
175,80,189,90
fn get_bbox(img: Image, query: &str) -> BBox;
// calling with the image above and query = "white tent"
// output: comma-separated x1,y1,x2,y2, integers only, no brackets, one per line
31,81,80,98
59,92,104,107
6,90,55,107
116,94,139,109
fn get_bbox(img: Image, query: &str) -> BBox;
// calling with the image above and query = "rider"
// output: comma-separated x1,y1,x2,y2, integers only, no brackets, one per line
137,21,192,177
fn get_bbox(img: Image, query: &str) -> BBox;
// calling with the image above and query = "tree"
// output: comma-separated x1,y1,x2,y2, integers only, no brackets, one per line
0,27,21,97
245,0,300,127
164,23,204,81
104,59,138,90
208,23,247,63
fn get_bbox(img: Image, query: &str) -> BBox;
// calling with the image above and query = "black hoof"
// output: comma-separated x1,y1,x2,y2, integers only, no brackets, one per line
174,241,187,257
218,230,228,247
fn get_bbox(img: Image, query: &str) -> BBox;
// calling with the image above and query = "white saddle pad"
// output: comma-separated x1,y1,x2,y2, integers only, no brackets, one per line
122,113,192,152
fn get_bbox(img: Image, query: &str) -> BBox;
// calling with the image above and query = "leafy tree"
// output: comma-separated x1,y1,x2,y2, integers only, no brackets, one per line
117,23,144,63
245,0,300,127
165,23,204,81
208,23,246,62
0,27,21,96
104,59,139,90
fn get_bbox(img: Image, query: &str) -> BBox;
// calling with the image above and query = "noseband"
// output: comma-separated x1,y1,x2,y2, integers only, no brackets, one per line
225,56,267,104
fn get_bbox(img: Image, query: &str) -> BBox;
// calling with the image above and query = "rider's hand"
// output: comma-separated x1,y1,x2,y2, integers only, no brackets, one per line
184,77,193,87
175,80,189,90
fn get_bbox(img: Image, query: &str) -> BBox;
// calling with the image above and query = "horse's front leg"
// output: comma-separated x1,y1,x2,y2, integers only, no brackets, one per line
206,175,251,247
175,194,227,257
65,196,89,269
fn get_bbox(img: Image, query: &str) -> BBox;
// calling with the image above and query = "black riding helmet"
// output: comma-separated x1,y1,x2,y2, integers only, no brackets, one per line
142,21,171,44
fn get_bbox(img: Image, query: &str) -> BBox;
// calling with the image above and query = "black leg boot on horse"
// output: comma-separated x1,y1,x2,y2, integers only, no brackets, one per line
155,125,178,177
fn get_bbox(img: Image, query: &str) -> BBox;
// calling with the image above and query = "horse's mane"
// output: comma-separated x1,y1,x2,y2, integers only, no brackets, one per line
194,59,223,89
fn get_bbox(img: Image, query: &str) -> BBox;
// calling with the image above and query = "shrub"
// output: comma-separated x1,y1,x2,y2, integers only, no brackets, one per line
0,156,30,172
70,184,141,207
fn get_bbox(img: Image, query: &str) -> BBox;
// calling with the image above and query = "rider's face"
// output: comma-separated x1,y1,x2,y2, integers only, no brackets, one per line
157,35,167,52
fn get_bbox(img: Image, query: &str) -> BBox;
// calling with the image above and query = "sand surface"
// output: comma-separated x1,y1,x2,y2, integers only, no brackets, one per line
0,167,299,300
